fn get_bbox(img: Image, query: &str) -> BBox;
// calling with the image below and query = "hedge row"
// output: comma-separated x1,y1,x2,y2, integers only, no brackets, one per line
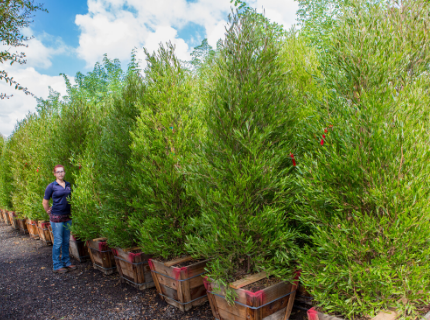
1,2,429,318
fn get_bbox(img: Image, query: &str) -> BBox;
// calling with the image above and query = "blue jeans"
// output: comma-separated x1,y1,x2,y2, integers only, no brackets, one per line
51,220,72,270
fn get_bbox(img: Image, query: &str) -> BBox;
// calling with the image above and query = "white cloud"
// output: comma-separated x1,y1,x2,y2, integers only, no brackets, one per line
0,28,72,136
0,66,70,137
252,0,299,30
74,0,298,68
1,28,69,70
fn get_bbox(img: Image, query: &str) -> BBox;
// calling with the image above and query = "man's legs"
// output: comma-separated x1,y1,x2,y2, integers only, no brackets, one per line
51,221,64,271
61,220,72,267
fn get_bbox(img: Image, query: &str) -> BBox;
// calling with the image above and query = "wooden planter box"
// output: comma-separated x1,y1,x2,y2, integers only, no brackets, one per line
69,234,89,263
2,210,11,225
3,210,11,225
112,247,154,290
0,209,5,224
48,225,54,244
17,218,28,233
148,257,209,312
26,219,40,240
37,221,52,245
8,211,19,230
204,272,298,320
87,238,116,275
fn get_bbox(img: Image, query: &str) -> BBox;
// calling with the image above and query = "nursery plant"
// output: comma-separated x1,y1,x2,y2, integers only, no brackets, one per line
294,0,430,318
185,9,301,301
96,61,144,248
69,55,127,241
0,136,14,211
129,42,202,260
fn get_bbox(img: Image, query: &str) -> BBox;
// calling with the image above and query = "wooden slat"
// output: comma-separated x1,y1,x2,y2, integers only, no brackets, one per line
151,259,176,278
218,307,246,320
207,292,221,319
282,286,297,320
213,294,247,318
189,274,204,289
265,307,288,320
190,285,207,300
185,260,208,277
181,268,192,311
92,237,107,242
151,270,165,301
262,295,289,318
164,256,194,267
230,272,268,290
156,273,179,289
259,281,292,305
164,296,183,311
160,283,179,301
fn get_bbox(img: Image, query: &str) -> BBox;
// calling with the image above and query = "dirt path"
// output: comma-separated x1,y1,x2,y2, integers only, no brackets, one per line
0,223,308,320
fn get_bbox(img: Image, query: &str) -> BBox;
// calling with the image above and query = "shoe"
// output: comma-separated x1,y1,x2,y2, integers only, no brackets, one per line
66,265,77,270
53,268,68,274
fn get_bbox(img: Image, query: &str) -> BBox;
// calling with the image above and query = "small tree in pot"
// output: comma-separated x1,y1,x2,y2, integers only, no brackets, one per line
128,43,206,310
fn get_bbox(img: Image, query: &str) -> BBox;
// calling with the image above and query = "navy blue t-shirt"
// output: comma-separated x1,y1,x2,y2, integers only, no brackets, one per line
44,181,72,215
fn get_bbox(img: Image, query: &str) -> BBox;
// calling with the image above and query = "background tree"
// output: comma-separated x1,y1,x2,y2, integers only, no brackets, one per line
0,0,47,99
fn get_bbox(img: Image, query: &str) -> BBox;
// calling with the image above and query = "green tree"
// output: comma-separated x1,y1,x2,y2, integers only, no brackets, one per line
185,10,301,301
296,0,386,49
128,42,201,259
0,134,14,210
95,69,144,248
0,0,47,99
190,38,215,72
295,0,430,317
69,55,126,241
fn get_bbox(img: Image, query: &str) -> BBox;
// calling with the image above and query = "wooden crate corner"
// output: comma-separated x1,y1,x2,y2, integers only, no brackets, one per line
205,272,298,320
148,257,209,312
87,238,116,275
113,247,154,290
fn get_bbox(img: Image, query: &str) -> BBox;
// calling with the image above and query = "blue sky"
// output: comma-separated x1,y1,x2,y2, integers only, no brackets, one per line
0,0,299,136
31,0,89,76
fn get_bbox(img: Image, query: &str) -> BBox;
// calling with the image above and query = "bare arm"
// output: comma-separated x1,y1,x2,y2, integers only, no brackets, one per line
42,199,51,214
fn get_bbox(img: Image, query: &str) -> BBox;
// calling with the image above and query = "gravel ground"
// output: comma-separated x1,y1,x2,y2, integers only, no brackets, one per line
0,222,308,320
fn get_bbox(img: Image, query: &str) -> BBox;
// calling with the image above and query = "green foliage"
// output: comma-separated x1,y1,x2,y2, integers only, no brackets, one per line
190,38,215,72
128,43,201,259
95,70,144,248
296,0,386,50
0,0,47,98
295,0,430,317
0,135,14,210
69,55,127,241
185,10,301,297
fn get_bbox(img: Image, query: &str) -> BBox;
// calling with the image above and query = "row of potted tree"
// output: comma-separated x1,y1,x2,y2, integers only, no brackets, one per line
1,1,430,319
